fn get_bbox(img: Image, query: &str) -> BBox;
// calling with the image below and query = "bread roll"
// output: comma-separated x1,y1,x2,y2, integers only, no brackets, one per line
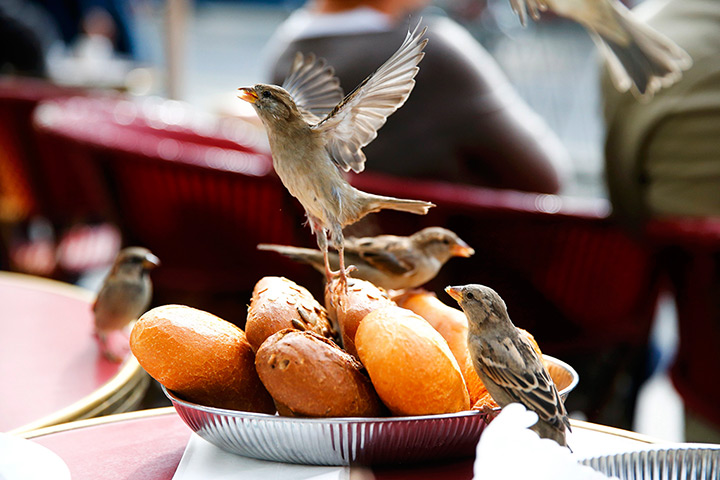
396,290,488,404
255,329,383,417
324,277,394,357
355,305,470,415
519,327,543,358
472,391,499,411
246,276,336,351
130,304,275,413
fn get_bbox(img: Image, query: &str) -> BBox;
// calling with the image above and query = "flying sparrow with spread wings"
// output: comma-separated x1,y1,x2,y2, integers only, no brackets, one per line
238,23,433,285
446,284,571,447
258,227,474,290
93,247,160,362
509,0,691,99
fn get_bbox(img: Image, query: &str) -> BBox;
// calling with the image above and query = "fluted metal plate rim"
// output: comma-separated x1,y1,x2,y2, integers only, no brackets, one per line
164,355,577,465
579,444,720,479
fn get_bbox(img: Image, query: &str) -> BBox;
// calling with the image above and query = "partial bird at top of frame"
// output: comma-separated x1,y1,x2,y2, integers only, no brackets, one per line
508,0,691,100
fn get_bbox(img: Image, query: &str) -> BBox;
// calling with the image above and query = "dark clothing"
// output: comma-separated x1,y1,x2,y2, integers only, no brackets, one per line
37,0,135,56
267,14,568,194
0,0,56,76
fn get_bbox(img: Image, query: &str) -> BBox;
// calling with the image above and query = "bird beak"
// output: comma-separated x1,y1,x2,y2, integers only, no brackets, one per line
237,87,258,104
143,253,161,269
445,286,463,303
451,241,475,258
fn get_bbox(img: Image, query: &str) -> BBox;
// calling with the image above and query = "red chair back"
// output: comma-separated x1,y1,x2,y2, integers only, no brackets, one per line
350,172,663,426
0,77,87,225
644,217,720,429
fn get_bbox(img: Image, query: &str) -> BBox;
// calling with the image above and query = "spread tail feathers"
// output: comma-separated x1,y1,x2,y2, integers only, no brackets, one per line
596,2,691,100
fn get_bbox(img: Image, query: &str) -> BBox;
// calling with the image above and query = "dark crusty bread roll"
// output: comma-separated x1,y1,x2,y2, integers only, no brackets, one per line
255,329,383,417
246,276,336,351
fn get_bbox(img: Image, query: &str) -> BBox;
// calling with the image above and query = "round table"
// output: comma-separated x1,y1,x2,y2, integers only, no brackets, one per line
0,271,149,434
21,407,658,480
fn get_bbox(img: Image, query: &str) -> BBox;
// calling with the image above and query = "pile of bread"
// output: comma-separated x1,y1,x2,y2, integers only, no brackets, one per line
130,276,544,417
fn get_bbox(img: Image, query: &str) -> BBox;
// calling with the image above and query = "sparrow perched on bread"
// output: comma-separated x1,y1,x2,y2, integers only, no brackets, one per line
93,247,160,362
258,227,474,290
238,22,433,285
445,284,571,447
509,0,691,99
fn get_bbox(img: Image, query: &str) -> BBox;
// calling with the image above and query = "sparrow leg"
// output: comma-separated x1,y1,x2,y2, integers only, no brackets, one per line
313,226,335,281
328,226,357,291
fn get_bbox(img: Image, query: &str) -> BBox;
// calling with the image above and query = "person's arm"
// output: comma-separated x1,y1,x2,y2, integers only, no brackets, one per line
434,17,572,194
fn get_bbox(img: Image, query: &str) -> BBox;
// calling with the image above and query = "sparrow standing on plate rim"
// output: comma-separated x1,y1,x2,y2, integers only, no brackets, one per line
258,227,474,291
508,0,691,99
238,22,433,288
93,247,160,362
446,284,571,447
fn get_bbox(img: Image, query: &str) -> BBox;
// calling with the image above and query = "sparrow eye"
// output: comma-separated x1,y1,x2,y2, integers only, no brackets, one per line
262,90,273,99
466,292,475,301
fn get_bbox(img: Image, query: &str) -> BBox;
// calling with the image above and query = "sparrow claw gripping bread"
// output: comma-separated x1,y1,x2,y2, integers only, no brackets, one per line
324,276,394,358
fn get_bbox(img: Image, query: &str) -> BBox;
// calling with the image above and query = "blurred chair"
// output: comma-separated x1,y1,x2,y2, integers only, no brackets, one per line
644,217,720,437
0,77,73,275
0,76,120,278
33,95,315,323
344,172,664,428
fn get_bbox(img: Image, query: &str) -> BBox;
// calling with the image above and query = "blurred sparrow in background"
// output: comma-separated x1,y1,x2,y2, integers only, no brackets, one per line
446,284,571,447
238,22,433,286
93,247,159,362
258,227,474,290
509,0,691,99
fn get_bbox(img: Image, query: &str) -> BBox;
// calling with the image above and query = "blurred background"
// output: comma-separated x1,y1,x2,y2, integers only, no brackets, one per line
128,0,606,198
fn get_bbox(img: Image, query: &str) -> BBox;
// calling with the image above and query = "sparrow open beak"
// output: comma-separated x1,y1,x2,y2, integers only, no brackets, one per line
143,253,161,269
237,87,258,104
445,286,463,302
451,242,475,258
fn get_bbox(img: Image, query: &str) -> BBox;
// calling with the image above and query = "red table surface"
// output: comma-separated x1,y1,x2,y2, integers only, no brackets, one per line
0,272,125,431
28,408,475,480
31,410,190,480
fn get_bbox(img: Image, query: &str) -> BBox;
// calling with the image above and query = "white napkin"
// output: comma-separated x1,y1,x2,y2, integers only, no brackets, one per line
172,434,350,480
0,433,71,480
473,404,618,480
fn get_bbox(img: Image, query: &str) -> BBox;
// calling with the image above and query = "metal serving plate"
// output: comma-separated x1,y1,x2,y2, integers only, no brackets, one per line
580,445,720,480
165,355,578,465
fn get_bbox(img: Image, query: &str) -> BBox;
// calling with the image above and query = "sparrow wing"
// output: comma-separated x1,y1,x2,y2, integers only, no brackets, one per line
312,22,428,173
481,337,569,429
282,52,344,122
349,236,415,275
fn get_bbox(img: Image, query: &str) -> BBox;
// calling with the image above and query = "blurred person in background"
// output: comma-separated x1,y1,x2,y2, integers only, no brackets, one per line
0,0,58,76
1,0,138,82
603,0,720,224
602,0,720,442
36,0,137,58
262,0,573,195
